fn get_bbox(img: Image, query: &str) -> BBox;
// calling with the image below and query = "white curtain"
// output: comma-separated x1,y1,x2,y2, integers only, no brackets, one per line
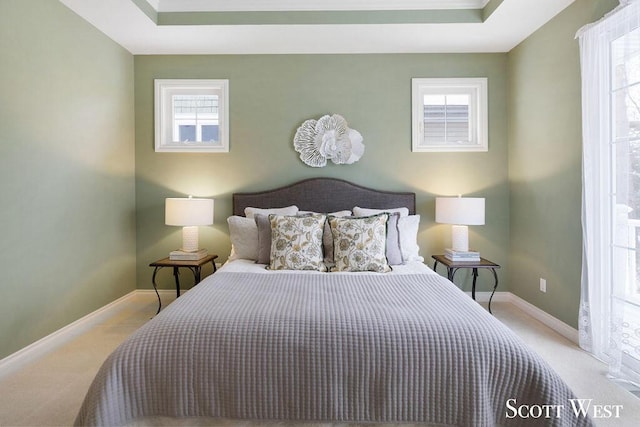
579,0,640,387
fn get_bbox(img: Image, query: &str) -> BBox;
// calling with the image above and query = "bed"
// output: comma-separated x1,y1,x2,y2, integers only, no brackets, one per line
75,178,592,427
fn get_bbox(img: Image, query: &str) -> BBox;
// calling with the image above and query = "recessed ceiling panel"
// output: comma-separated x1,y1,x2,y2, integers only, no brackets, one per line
58,0,575,54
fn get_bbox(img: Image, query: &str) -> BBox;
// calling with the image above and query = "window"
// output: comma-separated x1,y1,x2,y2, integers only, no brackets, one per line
155,79,229,152
411,78,488,152
612,25,640,303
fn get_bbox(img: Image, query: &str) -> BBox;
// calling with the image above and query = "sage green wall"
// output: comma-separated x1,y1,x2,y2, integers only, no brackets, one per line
0,0,136,358
135,54,510,293
507,0,618,328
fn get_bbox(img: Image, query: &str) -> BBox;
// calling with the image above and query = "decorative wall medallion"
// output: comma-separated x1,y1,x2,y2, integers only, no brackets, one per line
293,114,365,167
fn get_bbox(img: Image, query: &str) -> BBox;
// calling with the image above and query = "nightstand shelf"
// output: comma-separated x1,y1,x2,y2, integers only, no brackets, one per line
149,254,218,314
431,254,500,313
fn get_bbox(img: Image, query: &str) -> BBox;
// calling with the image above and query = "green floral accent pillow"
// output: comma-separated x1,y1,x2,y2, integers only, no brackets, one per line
268,214,327,271
329,214,391,273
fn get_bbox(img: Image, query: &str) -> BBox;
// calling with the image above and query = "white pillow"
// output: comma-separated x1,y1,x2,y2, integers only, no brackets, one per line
398,215,424,263
353,206,410,217
245,205,298,219
227,216,258,261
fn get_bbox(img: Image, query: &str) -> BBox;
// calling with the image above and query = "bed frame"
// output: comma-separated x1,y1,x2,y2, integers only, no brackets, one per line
77,179,590,427
233,177,416,216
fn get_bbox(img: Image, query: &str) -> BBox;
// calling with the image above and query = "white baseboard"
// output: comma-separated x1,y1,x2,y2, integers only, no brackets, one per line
0,289,174,380
0,289,578,380
506,293,579,344
464,290,510,302
466,291,579,344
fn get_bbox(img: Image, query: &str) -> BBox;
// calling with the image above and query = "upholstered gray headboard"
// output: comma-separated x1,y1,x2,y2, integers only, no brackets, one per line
233,178,416,216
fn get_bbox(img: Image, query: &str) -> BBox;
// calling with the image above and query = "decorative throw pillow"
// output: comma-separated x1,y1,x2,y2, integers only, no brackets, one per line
268,214,327,271
244,205,298,219
255,212,317,264
227,216,258,261
352,210,403,265
329,214,391,273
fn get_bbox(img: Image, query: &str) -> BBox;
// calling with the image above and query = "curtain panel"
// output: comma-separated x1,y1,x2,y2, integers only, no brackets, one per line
578,0,640,387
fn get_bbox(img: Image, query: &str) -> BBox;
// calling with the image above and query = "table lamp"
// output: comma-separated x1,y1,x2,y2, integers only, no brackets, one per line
435,196,485,253
165,196,214,254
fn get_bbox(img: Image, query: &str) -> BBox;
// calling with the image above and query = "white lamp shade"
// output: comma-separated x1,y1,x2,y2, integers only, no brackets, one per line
165,198,214,226
435,197,485,225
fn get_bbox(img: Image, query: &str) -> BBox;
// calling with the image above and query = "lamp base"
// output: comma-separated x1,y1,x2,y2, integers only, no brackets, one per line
451,225,469,252
181,226,199,252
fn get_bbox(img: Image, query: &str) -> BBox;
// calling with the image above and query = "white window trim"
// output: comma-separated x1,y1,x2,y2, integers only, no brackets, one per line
411,77,488,152
154,79,229,153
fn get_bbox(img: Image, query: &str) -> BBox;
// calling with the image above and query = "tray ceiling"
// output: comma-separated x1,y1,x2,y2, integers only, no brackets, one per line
58,0,575,54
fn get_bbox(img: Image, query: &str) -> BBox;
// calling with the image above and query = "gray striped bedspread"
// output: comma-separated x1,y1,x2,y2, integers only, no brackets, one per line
75,271,592,426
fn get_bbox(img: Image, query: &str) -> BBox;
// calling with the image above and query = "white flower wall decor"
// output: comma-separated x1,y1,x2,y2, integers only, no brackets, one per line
293,114,365,167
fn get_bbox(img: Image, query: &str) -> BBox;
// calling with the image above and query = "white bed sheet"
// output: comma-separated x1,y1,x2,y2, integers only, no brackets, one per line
218,259,437,276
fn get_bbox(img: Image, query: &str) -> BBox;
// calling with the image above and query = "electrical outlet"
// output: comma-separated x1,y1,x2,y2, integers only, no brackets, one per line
540,278,547,293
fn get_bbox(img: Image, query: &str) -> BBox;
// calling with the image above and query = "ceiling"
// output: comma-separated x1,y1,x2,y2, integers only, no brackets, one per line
58,0,575,54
